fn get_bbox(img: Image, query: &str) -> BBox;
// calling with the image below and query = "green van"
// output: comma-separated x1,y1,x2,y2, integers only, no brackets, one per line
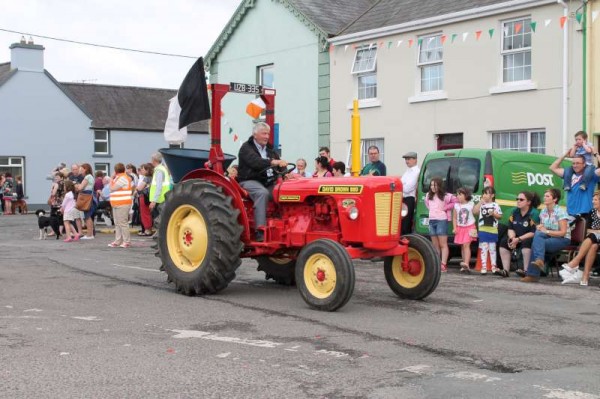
414,149,568,240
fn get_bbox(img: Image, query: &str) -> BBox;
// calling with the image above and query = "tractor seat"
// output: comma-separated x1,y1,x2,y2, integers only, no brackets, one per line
229,177,249,199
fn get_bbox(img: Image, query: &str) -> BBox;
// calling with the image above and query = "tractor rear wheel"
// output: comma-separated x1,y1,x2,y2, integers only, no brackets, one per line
158,179,243,295
256,257,296,285
295,239,355,311
384,234,440,300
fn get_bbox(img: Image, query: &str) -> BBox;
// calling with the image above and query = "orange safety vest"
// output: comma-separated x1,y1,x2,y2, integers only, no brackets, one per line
109,173,133,207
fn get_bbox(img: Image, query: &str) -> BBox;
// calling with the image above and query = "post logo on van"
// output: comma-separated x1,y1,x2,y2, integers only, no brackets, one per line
511,172,555,187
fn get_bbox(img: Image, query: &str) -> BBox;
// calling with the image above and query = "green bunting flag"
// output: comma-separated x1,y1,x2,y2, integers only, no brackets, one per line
228,127,233,135
488,28,494,38
387,41,392,49
576,12,583,24
417,38,423,46
451,33,458,43
530,21,537,32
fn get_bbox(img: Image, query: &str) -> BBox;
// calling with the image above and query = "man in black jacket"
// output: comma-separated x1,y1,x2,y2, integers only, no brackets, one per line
238,122,288,241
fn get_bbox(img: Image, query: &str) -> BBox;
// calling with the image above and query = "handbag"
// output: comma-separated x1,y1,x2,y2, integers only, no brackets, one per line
75,191,93,211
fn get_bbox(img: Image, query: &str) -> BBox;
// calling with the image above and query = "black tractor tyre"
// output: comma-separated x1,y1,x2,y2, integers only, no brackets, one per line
384,234,441,300
157,179,243,295
256,257,296,285
295,239,355,312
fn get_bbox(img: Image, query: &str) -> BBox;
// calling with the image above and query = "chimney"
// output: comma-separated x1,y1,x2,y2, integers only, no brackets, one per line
9,41,45,72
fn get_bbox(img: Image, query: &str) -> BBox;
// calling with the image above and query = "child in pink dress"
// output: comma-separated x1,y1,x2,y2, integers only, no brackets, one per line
453,187,477,273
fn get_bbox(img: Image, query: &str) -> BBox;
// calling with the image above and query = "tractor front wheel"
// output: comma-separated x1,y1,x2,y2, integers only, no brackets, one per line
158,180,243,295
384,234,440,300
295,239,355,311
256,257,296,285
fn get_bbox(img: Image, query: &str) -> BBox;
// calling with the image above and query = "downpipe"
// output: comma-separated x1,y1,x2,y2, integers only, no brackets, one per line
558,0,569,152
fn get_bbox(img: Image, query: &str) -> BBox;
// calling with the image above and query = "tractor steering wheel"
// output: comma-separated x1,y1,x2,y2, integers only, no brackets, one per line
259,163,296,177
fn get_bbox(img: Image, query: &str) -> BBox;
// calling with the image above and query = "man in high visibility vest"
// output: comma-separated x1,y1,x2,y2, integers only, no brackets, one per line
149,152,172,220
108,163,133,248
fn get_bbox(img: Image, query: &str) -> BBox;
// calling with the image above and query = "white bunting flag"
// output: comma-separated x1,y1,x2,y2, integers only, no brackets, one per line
593,11,599,22
344,45,349,52
397,40,403,47
428,37,435,44
545,19,552,27
462,32,469,42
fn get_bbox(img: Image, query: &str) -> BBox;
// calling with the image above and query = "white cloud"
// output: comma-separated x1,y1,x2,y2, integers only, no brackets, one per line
0,0,241,88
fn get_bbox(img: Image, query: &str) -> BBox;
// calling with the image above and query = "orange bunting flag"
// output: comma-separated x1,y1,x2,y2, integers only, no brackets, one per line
352,43,357,49
515,23,522,33
233,134,239,142
560,16,567,29
441,35,447,44
379,41,384,48
246,97,266,119
408,39,414,48
475,31,482,40
329,44,334,53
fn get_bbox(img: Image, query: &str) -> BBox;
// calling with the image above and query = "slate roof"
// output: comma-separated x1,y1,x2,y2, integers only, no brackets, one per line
339,0,516,35
0,62,16,87
61,83,208,133
286,0,379,36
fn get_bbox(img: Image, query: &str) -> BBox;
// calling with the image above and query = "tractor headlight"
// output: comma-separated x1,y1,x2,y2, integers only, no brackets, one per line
347,206,359,220
401,203,409,217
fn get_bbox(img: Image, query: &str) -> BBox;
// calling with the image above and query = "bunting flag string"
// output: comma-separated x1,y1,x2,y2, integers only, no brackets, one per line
332,13,598,54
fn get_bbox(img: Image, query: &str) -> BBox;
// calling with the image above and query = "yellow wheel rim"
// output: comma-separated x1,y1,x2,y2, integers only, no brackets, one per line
269,257,293,265
166,205,208,273
391,248,425,289
303,253,337,299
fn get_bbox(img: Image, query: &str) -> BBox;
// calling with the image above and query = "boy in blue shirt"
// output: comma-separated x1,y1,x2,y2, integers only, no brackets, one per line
564,131,596,191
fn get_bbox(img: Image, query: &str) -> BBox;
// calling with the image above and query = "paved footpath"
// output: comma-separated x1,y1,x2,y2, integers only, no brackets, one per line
1,215,599,398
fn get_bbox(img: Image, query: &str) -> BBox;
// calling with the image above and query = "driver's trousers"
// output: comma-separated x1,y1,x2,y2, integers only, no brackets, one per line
239,180,274,228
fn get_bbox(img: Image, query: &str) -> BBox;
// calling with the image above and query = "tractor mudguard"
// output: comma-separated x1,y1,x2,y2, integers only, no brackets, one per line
180,169,251,242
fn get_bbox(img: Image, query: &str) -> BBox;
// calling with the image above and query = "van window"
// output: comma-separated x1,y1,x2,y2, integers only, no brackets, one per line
422,157,481,194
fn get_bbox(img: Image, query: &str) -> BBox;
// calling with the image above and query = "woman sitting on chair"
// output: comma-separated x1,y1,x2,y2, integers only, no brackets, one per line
521,188,570,283
560,191,600,286
498,191,541,277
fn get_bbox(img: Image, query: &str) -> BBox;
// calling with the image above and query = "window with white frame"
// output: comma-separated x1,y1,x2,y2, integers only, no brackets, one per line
258,64,274,88
501,17,532,83
491,129,545,153
418,34,444,92
94,163,110,175
346,138,384,170
94,130,110,154
351,46,378,100
0,156,25,192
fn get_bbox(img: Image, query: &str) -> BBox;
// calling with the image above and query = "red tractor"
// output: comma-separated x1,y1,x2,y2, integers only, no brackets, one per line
157,83,440,311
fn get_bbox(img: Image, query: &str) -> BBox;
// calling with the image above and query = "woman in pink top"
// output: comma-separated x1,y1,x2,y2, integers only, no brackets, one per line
424,177,456,272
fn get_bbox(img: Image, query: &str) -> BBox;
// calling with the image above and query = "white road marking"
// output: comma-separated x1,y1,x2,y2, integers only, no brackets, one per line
534,385,600,399
315,349,349,358
473,300,484,303
72,316,101,321
216,352,231,358
5,305,13,309
171,329,282,348
23,308,43,312
112,263,162,273
446,371,501,382
59,352,70,356
284,345,301,352
0,315,42,319
400,365,432,374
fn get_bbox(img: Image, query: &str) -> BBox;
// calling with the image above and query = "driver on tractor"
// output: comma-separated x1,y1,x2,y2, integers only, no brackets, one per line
238,122,289,242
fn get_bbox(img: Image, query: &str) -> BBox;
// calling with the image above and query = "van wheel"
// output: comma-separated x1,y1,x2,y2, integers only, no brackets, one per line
295,239,355,311
384,234,440,299
256,257,296,285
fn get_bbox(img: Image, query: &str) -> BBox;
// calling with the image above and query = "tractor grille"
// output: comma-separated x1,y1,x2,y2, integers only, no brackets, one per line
374,192,402,236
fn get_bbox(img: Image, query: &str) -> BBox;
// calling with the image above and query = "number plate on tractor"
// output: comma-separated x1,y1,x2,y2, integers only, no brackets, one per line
230,82,262,94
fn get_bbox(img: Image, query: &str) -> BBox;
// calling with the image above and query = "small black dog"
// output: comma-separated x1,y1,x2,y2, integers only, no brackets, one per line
35,209,62,240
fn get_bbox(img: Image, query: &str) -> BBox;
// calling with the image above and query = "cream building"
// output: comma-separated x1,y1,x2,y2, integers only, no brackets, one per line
328,0,586,175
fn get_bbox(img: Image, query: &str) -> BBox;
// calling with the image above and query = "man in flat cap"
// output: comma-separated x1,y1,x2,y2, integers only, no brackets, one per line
401,151,420,234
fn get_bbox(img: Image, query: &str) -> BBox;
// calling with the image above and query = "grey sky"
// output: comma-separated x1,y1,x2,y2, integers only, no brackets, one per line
0,0,241,89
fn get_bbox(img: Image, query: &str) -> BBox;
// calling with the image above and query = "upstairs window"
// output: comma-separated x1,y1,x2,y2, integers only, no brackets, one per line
491,129,545,153
352,47,378,100
94,130,110,155
258,64,274,88
418,34,444,92
502,18,532,83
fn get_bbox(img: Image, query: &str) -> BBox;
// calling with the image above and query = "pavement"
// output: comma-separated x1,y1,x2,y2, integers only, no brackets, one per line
1,214,600,398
